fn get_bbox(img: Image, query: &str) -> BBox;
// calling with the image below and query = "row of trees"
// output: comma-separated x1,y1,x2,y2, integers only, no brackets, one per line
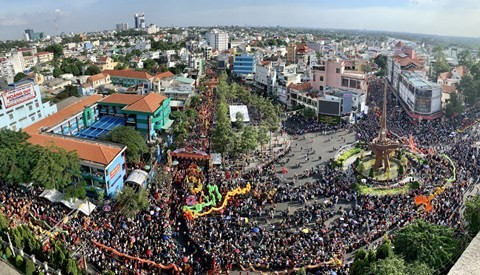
211,72,278,159
351,220,461,275
0,213,81,275
352,193,480,275
0,130,85,198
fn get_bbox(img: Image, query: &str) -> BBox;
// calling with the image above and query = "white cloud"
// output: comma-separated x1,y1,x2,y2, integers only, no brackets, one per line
0,15,28,26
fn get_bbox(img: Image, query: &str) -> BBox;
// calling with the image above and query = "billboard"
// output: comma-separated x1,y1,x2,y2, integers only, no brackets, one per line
2,83,36,109
342,92,353,114
318,100,341,116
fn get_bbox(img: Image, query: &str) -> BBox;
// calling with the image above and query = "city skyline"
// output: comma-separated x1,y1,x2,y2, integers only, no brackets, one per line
1,0,480,40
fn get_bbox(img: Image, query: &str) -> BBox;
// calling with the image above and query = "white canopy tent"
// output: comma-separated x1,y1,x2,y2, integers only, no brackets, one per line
229,105,251,122
39,189,97,216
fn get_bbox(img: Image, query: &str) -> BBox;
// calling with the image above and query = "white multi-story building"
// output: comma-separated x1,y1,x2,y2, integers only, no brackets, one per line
254,61,277,95
387,56,442,120
207,29,229,52
0,80,57,131
116,23,129,32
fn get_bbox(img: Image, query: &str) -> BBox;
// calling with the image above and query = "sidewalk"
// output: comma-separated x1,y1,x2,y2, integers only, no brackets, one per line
0,260,20,275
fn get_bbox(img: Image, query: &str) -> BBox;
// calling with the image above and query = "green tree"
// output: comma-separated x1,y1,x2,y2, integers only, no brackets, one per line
142,59,158,74
366,255,407,275
84,65,101,75
234,112,245,131
465,194,480,237
115,186,149,218
458,74,479,106
257,125,270,156
376,236,394,260
405,261,433,275
25,259,35,275
14,72,27,82
374,55,387,76
303,108,316,120
66,258,79,275
44,44,64,59
15,254,24,268
62,85,80,97
393,220,461,272
31,144,82,190
189,95,201,109
64,181,87,200
0,212,8,231
432,45,450,78
457,49,475,69
445,93,464,118
239,126,258,154
101,126,147,163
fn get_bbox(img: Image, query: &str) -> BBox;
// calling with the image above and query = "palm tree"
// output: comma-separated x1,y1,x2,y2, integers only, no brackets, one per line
115,186,149,218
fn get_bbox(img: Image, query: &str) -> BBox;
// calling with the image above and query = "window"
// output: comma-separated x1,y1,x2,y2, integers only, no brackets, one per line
9,113,13,120
342,78,349,87
320,76,324,81
313,74,316,81
31,116,35,122
29,105,33,111
38,113,42,119
336,68,340,74
35,102,39,108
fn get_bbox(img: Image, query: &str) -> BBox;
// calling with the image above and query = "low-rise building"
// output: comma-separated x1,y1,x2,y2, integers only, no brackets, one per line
87,73,111,87
102,69,154,88
34,52,54,63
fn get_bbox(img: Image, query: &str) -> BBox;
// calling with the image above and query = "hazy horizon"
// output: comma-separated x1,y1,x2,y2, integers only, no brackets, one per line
1,0,480,41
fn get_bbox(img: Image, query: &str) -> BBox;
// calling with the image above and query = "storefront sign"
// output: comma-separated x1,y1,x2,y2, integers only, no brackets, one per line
2,83,36,109
109,164,121,179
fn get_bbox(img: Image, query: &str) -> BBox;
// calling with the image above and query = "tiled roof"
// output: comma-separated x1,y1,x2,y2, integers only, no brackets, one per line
25,95,103,133
102,69,153,80
442,84,456,94
153,71,174,80
438,72,453,81
24,94,124,165
98,93,144,105
288,82,312,91
34,51,53,56
88,73,108,82
28,133,123,166
122,93,167,114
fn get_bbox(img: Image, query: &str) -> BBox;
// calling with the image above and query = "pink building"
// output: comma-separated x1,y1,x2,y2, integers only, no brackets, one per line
311,59,367,93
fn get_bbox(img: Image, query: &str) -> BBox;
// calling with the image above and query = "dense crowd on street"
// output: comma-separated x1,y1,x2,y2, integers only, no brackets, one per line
1,77,479,274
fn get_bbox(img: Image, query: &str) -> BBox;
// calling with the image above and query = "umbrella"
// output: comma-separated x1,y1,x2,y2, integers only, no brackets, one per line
302,228,310,234
234,248,240,254
172,160,179,166
281,167,288,174
146,248,153,257
162,235,168,241
183,256,189,263
252,227,260,233
103,205,111,212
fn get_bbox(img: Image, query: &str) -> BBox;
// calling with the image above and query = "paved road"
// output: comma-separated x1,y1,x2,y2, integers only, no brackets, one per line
0,261,20,275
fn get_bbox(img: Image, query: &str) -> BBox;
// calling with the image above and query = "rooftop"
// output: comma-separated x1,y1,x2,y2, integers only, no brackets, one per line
24,94,125,166
402,71,440,90
102,69,153,80
122,93,167,114
448,232,480,275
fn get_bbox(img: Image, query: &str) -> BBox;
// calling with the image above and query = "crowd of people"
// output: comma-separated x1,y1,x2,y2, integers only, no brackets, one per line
1,76,479,274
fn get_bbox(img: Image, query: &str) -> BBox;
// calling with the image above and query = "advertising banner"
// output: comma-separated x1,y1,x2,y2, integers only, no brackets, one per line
2,83,36,109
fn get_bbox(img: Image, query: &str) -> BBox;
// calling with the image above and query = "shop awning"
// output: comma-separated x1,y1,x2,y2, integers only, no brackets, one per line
161,118,174,130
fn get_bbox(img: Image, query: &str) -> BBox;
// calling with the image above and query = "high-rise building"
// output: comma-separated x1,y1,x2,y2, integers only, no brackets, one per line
23,29,44,41
207,29,229,52
24,29,34,41
134,13,146,29
116,23,129,32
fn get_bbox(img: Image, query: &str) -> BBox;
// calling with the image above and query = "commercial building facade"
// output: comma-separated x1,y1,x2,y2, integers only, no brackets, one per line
233,53,256,75
387,56,442,119
0,80,57,131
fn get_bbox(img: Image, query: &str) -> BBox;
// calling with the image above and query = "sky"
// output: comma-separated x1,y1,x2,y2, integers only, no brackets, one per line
1,0,480,40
